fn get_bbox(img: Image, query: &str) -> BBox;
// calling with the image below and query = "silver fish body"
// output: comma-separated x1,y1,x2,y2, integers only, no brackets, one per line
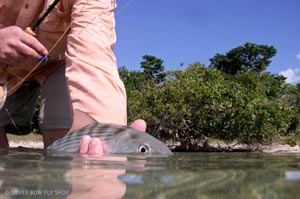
47,123,172,156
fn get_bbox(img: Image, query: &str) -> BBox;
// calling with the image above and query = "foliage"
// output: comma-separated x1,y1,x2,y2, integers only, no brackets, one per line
118,66,146,91
209,42,277,75
140,55,166,84
121,53,299,147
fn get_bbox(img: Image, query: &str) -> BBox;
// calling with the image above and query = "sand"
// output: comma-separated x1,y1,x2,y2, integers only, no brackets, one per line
9,141,44,149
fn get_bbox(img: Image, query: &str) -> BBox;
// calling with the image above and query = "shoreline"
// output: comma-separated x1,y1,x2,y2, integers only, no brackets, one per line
9,141,44,149
170,142,300,153
8,141,300,153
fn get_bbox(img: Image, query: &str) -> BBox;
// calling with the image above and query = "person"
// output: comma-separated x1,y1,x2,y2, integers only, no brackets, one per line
0,0,146,154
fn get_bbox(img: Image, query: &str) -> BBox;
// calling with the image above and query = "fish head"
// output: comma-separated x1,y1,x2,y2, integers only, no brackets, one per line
104,127,172,156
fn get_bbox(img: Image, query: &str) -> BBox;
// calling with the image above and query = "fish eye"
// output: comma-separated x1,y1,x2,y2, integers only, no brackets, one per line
138,144,150,155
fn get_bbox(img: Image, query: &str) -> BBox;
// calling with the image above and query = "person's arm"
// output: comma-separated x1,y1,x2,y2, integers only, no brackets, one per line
65,0,127,130
64,0,135,155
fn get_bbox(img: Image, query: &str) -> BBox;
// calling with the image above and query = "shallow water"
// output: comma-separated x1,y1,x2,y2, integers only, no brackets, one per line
0,148,300,199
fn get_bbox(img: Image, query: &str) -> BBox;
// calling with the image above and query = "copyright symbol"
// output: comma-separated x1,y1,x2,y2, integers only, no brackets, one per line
4,190,10,195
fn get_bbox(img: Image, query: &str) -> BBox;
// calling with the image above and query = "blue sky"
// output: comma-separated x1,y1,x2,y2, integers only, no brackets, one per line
114,0,300,84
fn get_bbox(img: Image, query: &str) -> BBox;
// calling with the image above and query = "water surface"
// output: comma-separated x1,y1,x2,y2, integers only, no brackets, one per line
0,148,300,199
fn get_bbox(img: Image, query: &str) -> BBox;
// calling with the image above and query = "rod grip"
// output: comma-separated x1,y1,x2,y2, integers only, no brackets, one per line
25,27,36,36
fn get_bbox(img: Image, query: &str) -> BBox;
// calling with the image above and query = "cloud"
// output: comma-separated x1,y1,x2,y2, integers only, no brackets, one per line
297,51,300,60
279,68,300,84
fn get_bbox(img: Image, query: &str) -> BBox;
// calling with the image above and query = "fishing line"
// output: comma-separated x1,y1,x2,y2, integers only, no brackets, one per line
116,0,135,16
74,0,135,41
5,108,22,135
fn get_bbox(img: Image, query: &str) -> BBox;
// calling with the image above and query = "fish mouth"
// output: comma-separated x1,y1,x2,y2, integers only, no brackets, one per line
145,143,173,156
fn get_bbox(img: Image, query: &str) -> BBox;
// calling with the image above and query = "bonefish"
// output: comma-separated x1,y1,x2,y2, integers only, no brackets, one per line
47,123,172,156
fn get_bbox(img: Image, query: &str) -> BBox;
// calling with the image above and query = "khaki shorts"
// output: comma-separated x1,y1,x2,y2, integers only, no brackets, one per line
0,65,72,132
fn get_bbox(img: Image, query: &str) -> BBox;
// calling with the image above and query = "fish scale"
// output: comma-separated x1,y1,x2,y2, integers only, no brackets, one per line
47,123,123,151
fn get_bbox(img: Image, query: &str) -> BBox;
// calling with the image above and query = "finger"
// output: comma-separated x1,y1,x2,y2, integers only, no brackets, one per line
78,135,92,154
130,119,147,132
20,34,48,57
16,42,43,59
87,138,104,155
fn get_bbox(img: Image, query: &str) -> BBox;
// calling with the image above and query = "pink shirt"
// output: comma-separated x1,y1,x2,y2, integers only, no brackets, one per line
0,0,127,125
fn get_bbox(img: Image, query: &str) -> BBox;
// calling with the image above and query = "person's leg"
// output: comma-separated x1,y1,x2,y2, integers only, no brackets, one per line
39,65,72,148
0,127,8,148
0,79,41,148
42,129,69,149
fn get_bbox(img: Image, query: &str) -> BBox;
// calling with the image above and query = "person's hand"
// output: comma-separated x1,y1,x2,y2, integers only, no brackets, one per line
78,119,147,155
0,26,48,65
